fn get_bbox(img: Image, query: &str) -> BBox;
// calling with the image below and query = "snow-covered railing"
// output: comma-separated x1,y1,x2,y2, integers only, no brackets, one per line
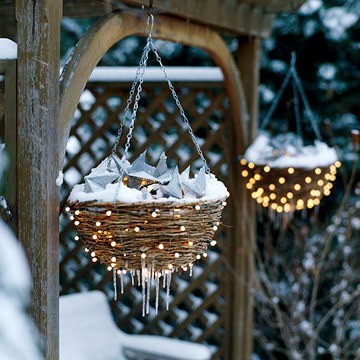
86,66,224,83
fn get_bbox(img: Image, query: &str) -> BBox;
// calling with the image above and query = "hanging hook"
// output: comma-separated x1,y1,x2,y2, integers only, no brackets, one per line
147,13,154,37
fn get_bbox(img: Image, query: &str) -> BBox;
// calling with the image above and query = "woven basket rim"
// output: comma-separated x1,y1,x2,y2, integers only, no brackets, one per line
67,196,228,208
243,162,335,171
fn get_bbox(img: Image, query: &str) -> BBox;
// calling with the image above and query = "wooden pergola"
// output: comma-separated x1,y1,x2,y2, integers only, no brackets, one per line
0,1,305,359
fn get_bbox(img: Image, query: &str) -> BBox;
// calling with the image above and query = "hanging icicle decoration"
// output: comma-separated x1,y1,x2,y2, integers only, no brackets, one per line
239,53,340,216
66,14,229,316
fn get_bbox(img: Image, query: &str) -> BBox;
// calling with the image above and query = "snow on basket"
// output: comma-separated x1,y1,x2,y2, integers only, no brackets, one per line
240,132,341,213
65,14,229,315
240,53,341,214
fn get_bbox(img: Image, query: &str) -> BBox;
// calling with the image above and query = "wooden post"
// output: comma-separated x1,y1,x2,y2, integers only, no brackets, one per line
0,58,17,232
230,36,261,360
237,36,261,139
16,1,62,359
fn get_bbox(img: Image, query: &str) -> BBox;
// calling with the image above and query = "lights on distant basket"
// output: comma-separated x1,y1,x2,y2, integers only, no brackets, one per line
239,157,340,213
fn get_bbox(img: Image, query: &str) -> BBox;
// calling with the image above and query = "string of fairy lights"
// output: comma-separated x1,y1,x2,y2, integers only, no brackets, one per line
240,158,341,213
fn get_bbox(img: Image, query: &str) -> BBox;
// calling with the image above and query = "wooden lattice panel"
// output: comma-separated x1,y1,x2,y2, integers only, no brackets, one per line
60,80,235,360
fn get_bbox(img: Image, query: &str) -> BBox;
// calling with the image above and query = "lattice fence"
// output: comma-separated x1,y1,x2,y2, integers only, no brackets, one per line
60,74,237,359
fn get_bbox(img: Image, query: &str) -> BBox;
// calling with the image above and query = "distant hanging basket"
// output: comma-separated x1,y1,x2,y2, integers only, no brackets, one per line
240,54,340,214
65,14,228,315
239,135,341,213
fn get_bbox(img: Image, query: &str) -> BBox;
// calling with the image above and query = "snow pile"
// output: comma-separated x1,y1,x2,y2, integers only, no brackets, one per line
56,171,64,187
321,7,358,39
0,221,43,360
0,39,17,60
69,151,228,204
244,132,338,168
60,290,211,360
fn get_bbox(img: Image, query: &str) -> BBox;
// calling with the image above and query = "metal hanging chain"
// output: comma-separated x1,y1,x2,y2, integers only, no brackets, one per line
119,14,210,174
111,41,152,157
260,57,294,131
149,41,210,173
292,73,303,149
260,52,322,142
292,67,322,141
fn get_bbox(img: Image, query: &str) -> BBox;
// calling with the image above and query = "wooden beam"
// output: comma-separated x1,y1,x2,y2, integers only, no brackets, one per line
241,0,306,12
119,0,275,37
16,1,62,359
0,59,17,231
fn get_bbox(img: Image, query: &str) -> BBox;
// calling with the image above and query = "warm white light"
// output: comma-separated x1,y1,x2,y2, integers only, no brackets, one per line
111,256,116,262
111,241,116,247
294,184,301,191
203,253,208,258
288,167,295,174
180,225,186,231
213,225,218,231
210,240,217,246
241,170,249,177
168,264,173,269
96,221,101,226
107,266,112,271
74,235,79,241
74,220,80,226
70,215,75,221
188,241,193,246
92,257,97,262
91,251,96,257
196,254,201,260
254,174,261,181
240,158,247,165
92,234,97,240
335,161,341,168
248,162,255,169
222,201,227,206
305,177,312,184
264,166,271,173
174,252,180,258
141,253,146,259
195,205,201,210
315,168,322,175
134,227,140,232
279,177,286,184
269,184,276,191
158,244,164,250
106,210,112,216
85,248,89,252
65,207,70,212
152,211,157,218
287,192,293,199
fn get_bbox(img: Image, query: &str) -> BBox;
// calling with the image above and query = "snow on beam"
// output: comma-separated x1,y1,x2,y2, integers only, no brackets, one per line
0,38,17,60
87,66,224,83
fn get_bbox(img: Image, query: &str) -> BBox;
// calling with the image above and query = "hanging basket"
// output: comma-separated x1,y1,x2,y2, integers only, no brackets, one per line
240,54,340,214
65,14,229,314
67,196,226,270
239,134,341,213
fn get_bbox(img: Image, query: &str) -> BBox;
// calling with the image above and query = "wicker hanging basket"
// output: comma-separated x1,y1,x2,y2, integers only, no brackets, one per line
65,14,229,314
239,138,341,213
240,54,340,214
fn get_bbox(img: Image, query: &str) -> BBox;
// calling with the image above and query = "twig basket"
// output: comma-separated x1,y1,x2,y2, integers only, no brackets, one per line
241,53,340,213
239,158,340,213
67,197,226,271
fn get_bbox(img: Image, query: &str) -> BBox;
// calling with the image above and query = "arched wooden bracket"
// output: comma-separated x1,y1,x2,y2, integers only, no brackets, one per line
59,12,249,167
